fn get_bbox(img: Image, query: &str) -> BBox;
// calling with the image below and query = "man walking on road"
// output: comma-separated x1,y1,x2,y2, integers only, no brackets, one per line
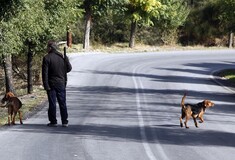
42,40,72,127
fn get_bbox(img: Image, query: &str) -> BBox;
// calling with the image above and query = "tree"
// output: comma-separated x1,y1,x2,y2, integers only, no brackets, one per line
124,0,163,48
0,0,82,94
180,0,221,46
217,0,235,48
20,0,81,93
156,0,189,45
83,0,93,50
44,0,81,41
82,0,121,50
0,0,23,94
16,0,47,93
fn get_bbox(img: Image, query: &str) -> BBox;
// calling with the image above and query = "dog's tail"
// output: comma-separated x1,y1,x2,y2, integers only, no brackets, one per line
181,93,187,108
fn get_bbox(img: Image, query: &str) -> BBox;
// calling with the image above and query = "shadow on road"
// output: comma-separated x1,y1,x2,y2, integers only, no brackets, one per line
9,123,235,148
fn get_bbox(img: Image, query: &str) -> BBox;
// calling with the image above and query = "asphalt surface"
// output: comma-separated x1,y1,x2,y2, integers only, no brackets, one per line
0,50,235,160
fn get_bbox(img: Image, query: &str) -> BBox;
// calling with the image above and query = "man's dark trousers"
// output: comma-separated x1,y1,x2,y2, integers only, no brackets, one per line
47,86,68,125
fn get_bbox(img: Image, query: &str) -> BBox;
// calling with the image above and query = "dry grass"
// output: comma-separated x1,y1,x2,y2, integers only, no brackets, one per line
63,43,229,53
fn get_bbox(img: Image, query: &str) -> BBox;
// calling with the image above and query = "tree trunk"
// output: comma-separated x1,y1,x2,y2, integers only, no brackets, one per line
67,31,72,48
228,31,234,48
2,54,15,94
187,0,194,7
67,25,72,48
27,44,33,94
129,20,137,48
83,2,92,50
190,0,194,6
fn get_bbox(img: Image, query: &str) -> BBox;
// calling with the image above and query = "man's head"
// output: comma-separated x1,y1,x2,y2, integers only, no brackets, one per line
47,40,58,53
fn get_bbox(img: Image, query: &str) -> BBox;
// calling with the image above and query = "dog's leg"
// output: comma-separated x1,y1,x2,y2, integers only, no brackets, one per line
180,111,185,127
8,115,11,125
180,116,183,127
12,112,16,125
180,114,185,127
198,117,204,123
11,113,15,125
184,116,190,129
193,117,198,128
7,107,11,125
19,111,23,124
198,112,204,123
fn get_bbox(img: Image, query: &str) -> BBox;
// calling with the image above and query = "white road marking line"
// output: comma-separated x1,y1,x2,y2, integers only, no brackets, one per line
138,77,169,160
132,66,157,160
133,65,169,160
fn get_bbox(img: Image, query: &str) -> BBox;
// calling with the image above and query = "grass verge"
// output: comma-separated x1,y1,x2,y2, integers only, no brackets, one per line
218,69,235,83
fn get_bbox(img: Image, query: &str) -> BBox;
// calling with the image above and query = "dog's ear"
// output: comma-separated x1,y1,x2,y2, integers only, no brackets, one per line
6,92,14,98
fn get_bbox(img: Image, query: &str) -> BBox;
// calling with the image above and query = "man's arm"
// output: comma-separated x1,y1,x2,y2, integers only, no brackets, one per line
42,57,50,90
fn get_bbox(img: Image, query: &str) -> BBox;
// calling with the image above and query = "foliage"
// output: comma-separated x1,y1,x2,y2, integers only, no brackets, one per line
155,0,190,44
0,0,23,20
0,0,83,94
0,0,82,56
44,0,82,42
157,0,189,29
17,0,48,52
83,0,123,16
0,21,23,55
0,0,234,54
91,1,129,44
125,0,163,25
0,0,24,55
81,0,125,49
217,0,235,32
93,14,129,44
180,0,221,45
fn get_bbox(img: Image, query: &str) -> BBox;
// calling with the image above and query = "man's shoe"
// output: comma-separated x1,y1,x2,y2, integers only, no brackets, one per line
62,124,68,127
47,123,58,127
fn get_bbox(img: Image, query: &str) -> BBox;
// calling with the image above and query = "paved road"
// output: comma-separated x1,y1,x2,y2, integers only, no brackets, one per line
0,50,235,160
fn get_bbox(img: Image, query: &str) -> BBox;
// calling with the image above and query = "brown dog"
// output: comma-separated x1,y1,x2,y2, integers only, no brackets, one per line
1,92,23,125
180,93,214,128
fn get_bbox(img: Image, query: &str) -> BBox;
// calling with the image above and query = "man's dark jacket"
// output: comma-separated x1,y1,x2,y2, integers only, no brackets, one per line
42,49,72,90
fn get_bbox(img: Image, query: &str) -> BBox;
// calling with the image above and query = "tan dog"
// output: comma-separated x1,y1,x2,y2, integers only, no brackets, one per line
180,93,214,128
1,92,23,125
